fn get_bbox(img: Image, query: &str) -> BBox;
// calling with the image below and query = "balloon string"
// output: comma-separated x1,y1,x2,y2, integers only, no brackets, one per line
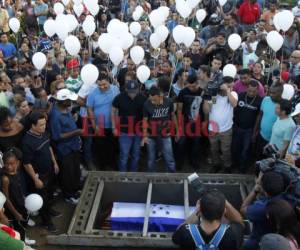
280,32,285,76
168,57,178,97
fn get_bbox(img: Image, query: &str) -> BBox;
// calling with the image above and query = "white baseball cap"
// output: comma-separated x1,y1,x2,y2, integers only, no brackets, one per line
291,103,300,117
0,191,6,209
56,89,78,101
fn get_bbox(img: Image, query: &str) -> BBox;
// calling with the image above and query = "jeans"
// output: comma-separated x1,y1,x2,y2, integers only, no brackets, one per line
119,133,141,172
232,126,253,171
176,136,201,170
256,133,269,160
147,137,176,172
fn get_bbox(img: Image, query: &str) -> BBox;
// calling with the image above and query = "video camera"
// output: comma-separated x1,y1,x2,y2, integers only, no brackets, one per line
203,71,223,102
256,145,300,207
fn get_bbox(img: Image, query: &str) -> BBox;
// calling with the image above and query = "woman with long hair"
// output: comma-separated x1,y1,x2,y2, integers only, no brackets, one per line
266,199,300,250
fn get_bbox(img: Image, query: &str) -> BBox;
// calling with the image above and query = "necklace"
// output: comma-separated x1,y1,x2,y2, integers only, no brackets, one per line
245,94,256,106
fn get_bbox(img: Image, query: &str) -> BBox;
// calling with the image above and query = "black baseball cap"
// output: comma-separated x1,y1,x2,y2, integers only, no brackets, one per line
125,80,139,94
149,86,161,96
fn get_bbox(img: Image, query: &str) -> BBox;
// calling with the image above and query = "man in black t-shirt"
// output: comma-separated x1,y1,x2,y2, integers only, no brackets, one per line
142,86,176,172
176,73,203,170
232,80,262,172
172,190,244,250
112,80,147,172
22,112,60,233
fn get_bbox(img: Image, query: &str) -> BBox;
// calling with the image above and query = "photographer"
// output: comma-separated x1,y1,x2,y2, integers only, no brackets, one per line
205,32,229,65
240,171,285,250
172,189,244,250
203,77,238,173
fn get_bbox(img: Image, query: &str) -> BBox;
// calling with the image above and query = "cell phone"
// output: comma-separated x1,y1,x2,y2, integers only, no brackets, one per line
188,173,206,196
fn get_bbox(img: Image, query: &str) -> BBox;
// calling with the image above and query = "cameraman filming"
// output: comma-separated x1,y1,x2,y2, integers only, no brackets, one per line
240,171,285,250
172,189,244,250
203,76,238,173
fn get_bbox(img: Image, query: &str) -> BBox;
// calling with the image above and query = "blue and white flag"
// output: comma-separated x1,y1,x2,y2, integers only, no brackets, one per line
110,202,195,232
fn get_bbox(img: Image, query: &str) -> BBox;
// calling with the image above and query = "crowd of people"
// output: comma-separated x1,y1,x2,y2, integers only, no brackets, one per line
0,0,298,249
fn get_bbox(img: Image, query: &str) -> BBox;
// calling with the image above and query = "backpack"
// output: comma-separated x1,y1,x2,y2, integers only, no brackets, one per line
187,224,229,250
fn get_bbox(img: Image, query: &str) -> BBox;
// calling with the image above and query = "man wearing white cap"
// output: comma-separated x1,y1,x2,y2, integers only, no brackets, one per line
49,89,83,205
286,103,300,166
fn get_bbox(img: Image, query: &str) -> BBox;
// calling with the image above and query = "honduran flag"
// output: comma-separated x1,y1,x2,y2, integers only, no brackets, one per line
110,202,195,232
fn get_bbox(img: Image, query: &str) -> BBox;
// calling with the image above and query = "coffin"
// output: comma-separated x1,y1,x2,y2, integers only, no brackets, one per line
47,171,254,248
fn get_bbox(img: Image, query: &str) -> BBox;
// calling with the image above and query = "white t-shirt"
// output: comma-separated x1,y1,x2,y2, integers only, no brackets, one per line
208,91,238,133
241,41,258,55
78,83,97,117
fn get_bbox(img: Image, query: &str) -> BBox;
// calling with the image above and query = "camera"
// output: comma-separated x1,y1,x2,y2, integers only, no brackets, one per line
203,71,223,102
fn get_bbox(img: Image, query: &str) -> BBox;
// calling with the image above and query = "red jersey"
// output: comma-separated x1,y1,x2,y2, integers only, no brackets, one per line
238,1,260,24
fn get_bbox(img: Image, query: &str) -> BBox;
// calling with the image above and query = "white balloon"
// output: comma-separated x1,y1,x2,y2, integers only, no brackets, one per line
81,64,99,85
90,4,100,16
9,18,20,33
43,19,56,37
150,33,161,49
98,33,121,53
176,0,192,19
135,5,144,14
85,15,94,22
228,33,241,51
132,11,142,21
172,25,186,45
223,64,237,78
130,46,145,65
218,0,227,7
109,46,124,66
282,84,295,100
137,65,150,83
149,9,165,28
0,192,6,210
129,22,141,36
64,35,81,56
183,27,195,47
54,2,64,15
25,194,43,213
120,32,134,50
73,4,84,17
82,19,96,36
266,31,283,52
187,0,200,9
62,0,69,6
66,14,78,31
158,6,170,20
73,0,82,5
107,19,128,37
32,52,46,70
273,10,294,32
196,9,206,24
155,25,169,43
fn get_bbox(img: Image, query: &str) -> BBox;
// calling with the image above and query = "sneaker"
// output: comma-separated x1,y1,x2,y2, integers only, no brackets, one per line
49,208,62,218
25,237,36,246
65,197,79,205
27,218,36,227
45,223,58,233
